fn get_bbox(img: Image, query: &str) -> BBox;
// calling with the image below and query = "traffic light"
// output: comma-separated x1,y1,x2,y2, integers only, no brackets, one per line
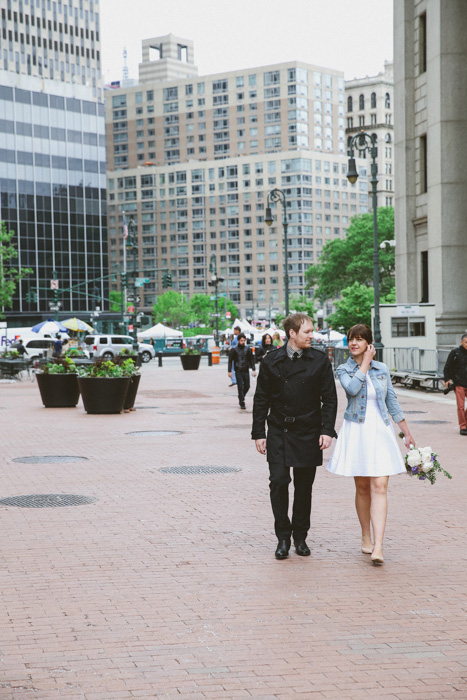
162,272,172,289
121,272,128,288
25,290,37,303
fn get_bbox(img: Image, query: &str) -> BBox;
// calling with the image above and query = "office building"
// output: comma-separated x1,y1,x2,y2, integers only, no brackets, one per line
394,0,467,346
345,61,394,208
106,35,369,319
0,0,107,323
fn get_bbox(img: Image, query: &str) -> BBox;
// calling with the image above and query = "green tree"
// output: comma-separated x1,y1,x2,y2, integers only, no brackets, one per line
305,207,395,301
152,290,191,327
109,290,122,313
0,222,32,319
325,282,375,331
189,293,238,328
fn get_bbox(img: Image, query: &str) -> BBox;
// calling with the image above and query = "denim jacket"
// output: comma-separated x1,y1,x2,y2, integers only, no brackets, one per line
336,357,405,426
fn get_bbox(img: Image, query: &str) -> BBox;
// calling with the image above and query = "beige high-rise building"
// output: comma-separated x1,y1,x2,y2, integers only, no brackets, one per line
345,62,394,208
106,35,369,320
394,0,467,346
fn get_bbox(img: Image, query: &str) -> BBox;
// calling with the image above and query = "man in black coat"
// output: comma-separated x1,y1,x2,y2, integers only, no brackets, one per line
252,313,337,559
444,333,467,435
228,333,256,409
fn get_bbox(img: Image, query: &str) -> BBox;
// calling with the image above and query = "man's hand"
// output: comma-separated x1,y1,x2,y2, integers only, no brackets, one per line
255,439,267,455
228,372,232,378
445,380,452,388
319,435,332,450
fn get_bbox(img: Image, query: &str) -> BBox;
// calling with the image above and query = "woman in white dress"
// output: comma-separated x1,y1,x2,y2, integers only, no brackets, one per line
327,324,415,565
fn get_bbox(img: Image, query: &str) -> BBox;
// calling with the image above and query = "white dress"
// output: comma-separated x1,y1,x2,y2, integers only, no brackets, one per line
327,373,406,477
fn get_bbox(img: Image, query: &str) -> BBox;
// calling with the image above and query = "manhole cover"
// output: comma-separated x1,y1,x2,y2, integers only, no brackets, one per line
127,430,183,436
13,456,89,464
404,411,427,414
157,411,198,415
411,420,451,424
160,466,241,475
0,494,98,508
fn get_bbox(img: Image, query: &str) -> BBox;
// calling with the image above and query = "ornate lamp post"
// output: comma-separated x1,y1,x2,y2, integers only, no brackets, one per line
208,254,224,346
265,189,289,317
346,131,383,360
125,218,140,352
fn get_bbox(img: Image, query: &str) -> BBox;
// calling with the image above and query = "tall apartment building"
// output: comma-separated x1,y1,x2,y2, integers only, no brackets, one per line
0,0,107,324
345,61,394,208
394,0,467,346
106,35,369,319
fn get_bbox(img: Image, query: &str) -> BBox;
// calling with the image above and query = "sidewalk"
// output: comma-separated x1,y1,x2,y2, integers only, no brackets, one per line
0,361,466,700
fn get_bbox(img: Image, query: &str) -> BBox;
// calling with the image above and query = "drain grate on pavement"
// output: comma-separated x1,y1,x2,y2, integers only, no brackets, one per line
411,420,451,424
13,455,89,464
127,430,183,436
160,466,241,475
0,494,98,508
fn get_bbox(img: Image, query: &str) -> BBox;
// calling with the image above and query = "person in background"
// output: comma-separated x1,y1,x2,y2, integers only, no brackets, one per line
11,337,26,356
228,333,256,409
229,326,242,386
272,331,284,348
52,334,65,357
444,333,467,435
255,333,276,364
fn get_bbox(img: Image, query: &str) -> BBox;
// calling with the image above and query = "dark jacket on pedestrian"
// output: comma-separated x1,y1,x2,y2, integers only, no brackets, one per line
255,337,276,363
228,344,255,373
251,344,338,468
444,345,467,388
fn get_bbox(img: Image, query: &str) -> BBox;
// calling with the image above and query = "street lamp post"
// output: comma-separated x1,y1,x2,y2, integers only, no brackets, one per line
126,218,140,353
265,189,289,317
346,131,383,360
208,254,224,346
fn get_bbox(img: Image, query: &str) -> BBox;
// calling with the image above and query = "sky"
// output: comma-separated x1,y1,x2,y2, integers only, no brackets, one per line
99,0,393,86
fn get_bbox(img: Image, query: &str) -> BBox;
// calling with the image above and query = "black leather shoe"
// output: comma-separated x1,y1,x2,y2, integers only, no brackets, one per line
275,539,290,559
460,429,467,435
294,540,311,556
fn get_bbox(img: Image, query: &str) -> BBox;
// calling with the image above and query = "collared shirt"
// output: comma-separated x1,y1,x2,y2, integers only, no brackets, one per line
286,343,303,361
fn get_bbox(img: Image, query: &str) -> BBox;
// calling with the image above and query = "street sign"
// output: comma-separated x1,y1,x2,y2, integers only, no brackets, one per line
50,279,59,289
127,295,134,302
127,305,135,313
128,325,133,331
211,313,221,317
226,311,231,319
210,296,216,301
136,277,150,285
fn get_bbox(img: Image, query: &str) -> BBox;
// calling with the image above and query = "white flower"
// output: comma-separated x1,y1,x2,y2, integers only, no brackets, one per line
419,446,432,457
421,460,432,473
407,449,422,468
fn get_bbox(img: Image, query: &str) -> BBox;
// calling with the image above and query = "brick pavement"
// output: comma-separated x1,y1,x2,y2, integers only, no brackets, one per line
0,358,466,700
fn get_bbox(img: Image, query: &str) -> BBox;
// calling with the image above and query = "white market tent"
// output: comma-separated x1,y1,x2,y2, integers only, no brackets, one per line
138,322,183,339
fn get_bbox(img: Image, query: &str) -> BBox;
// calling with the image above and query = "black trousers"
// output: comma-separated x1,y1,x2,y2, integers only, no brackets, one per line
236,369,250,407
268,462,317,541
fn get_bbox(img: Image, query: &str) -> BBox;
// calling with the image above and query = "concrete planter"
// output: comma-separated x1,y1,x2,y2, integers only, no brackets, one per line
36,372,80,408
78,376,130,414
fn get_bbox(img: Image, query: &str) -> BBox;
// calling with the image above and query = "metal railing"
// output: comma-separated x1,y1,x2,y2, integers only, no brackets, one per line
322,345,442,375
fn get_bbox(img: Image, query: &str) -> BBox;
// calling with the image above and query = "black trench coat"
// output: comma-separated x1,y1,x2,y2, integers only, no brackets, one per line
251,345,338,468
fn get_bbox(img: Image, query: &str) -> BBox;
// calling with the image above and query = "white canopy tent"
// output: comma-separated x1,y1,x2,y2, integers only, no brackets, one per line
138,322,183,339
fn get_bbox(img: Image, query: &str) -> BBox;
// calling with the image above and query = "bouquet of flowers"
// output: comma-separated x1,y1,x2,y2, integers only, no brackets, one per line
398,434,452,485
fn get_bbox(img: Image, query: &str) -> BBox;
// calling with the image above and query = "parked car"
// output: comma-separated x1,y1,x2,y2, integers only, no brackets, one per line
83,335,155,363
148,337,187,355
22,338,57,359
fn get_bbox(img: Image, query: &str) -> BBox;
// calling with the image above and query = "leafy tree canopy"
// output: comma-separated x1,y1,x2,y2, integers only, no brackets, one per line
275,295,316,327
0,222,32,319
305,207,395,301
326,282,375,330
152,291,238,331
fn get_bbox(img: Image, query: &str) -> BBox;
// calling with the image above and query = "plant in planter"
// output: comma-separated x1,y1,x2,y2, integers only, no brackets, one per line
0,349,20,359
77,359,132,414
180,347,202,370
116,351,142,411
36,356,80,408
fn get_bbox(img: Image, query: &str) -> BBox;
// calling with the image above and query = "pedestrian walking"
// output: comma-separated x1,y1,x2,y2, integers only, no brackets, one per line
11,337,26,356
52,334,63,357
229,326,241,386
327,324,416,566
443,333,467,435
228,333,256,409
272,331,284,348
252,313,337,560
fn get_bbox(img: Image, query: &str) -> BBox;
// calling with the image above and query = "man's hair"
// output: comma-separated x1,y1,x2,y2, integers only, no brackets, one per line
237,332,246,341
347,323,373,344
234,326,241,332
283,313,313,339
461,333,467,341
56,334,61,339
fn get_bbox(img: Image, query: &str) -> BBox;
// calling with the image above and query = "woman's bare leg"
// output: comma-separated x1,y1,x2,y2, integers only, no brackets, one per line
354,477,372,551
370,476,389,561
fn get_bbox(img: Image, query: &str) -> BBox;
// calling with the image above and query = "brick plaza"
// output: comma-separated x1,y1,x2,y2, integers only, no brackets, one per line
0,359,466,699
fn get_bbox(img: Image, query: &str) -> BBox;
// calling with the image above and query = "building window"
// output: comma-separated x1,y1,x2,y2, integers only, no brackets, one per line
385,92,391,109
359,94,364,110
419,13,427,74
391,317,426,338
347,95,352,112
371,92,376,109
419,134,427,194
421,250,429,303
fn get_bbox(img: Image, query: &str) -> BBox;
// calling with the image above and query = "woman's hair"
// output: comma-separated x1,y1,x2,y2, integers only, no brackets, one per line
347,323,373,344
272,331,280,339
262,333,273,347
